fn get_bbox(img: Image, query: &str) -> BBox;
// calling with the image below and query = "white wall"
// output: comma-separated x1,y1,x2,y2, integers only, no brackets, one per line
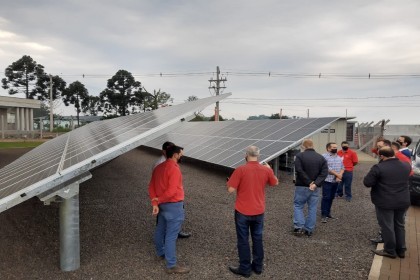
311,119,347,153
384,124,420,144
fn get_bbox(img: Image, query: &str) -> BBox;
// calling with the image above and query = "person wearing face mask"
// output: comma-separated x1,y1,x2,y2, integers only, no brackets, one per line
337,141,358,201
391,142,413,176
153,142,191,239
321,142,344,223
372,138,392,158
397,135,412,159
363,146,411,259
148,145,190,274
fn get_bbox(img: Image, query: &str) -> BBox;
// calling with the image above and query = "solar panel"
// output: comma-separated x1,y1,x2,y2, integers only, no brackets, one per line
0,93,231,213
143,117,338,168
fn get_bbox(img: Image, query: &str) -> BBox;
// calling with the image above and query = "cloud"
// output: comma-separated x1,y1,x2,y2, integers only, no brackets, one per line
1,0,420,124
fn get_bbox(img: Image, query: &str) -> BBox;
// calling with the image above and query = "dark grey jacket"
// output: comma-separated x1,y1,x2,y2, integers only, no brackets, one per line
363,158,411,209
295,149,328,187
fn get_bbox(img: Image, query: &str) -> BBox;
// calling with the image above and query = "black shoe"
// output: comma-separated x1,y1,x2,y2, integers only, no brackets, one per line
293,228,304,237
304,230,312,237
228,266,251,278
397,251,405,258
178,231,191,239
369,236,383,244
251,265,262,275
372,249,396,259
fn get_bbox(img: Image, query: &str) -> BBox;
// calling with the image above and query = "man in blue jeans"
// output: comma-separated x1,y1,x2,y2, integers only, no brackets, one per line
148,146,190,274
227,146,278,277
337,141,358,202
293,139,328,237
321,142,344,223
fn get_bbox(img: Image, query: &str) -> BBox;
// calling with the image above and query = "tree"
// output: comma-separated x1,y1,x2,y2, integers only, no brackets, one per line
186,95,198,102
209,114,225,121
247,113,290,120
99,70,144,116
62,81,90,126
190,112,209,122
2,55,46,99
247,114,270,120
269,113,289,119
35,74,67,101
82,96,101,116
143,89,171,110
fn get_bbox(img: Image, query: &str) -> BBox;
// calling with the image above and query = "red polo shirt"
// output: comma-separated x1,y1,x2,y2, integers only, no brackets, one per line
395,151,414,176
148,159,184,206
337,148,358,172
227,161,278,215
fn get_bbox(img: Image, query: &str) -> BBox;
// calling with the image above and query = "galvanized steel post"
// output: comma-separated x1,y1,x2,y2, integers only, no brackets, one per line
59,194,80,271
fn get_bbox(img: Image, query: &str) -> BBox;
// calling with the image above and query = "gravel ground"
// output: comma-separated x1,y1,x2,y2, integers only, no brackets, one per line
0,147,379,279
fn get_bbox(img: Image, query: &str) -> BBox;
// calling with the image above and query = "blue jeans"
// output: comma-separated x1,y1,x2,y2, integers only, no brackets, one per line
234,210,264,274
337,171,353,199
321,181,338,217
154,202,185,268
293,186,320,233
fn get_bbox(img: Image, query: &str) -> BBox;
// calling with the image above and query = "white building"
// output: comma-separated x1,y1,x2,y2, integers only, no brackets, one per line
0,96,41,138
311,117,356,152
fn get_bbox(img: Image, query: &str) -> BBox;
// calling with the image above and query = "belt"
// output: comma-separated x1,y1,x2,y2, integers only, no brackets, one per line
161,200,183,204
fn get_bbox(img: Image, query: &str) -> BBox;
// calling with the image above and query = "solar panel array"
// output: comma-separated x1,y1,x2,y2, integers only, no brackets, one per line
0,93,230,213
145,117,338,168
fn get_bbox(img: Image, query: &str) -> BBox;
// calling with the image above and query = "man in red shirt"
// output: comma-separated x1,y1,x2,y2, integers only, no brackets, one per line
148,145,189,274
337,141,358,201
392,142,413,176
227,146,278,277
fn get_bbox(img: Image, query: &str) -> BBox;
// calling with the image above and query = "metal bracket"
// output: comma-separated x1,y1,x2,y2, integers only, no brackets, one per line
38,172,92,205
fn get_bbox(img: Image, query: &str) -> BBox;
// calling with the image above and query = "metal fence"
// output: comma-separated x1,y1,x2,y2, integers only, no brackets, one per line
356,120,389,156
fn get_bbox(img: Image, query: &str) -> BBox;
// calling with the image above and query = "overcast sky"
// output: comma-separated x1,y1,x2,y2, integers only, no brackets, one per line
1,0,420,124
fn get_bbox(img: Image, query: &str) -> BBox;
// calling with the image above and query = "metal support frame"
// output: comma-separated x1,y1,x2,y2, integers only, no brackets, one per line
59,194,80,271
38,172,92,271
273,156,279,178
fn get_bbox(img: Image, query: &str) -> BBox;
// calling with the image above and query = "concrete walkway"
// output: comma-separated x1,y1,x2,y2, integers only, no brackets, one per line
368,206,420,280
356,150,378,163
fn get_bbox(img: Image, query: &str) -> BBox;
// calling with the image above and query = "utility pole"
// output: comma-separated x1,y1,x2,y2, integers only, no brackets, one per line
49,75,54,132
208,66,227,121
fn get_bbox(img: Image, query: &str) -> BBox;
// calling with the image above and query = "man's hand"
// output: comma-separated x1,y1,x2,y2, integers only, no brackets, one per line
262,162,271,168
309,182,317,191
152,205,159,216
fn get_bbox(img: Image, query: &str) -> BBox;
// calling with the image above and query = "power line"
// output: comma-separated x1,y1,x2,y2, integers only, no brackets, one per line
221,101,420,108
227,94,420,101
5,70,420,80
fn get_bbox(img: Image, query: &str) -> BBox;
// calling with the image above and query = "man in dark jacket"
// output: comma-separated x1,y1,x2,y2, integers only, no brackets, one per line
293,139,328,237
363,146,411,258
